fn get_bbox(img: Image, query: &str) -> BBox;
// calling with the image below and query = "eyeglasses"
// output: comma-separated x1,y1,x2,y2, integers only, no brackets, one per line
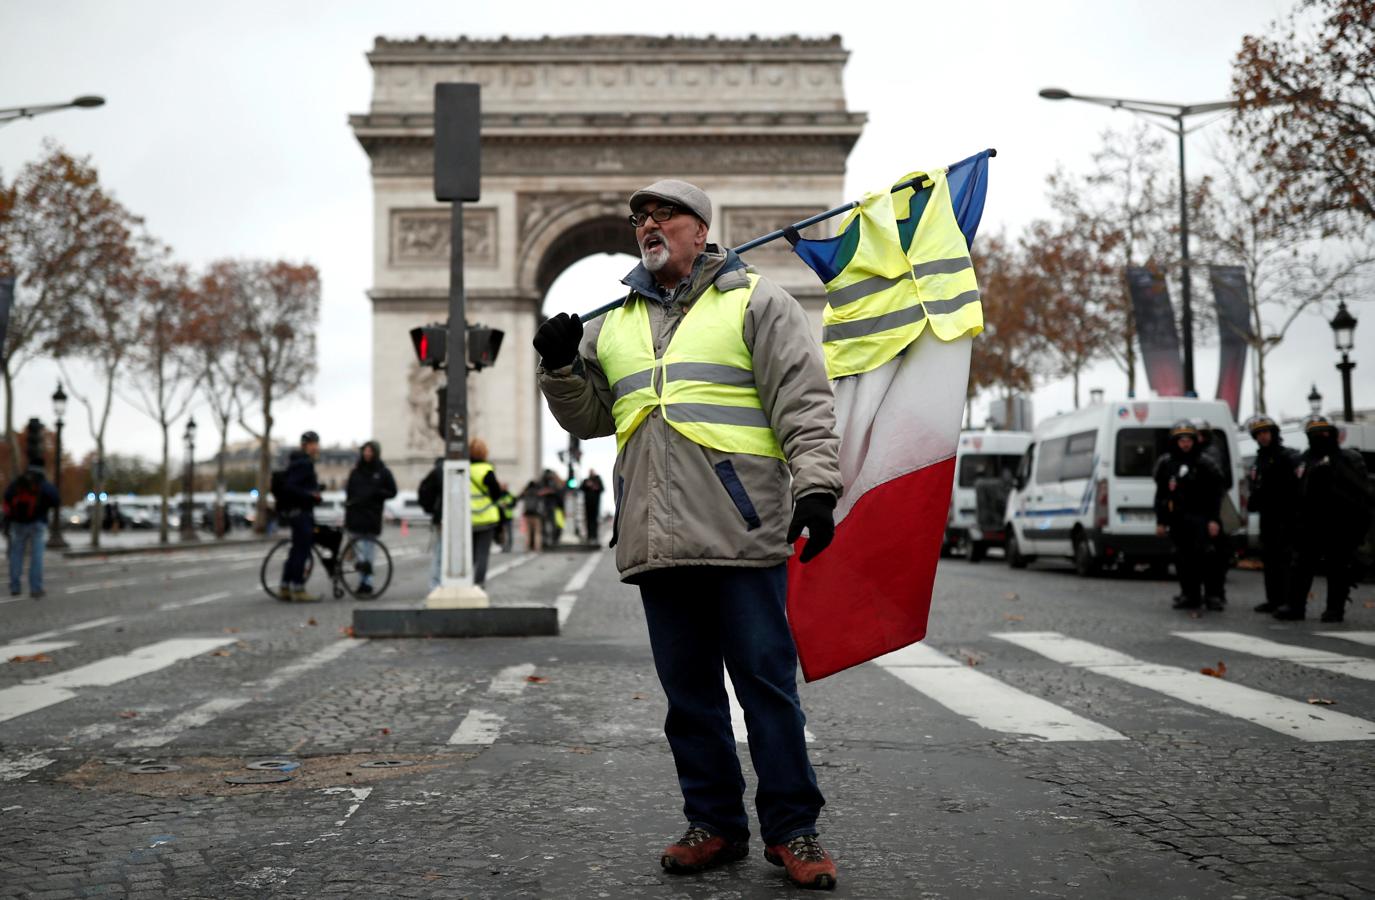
628,205,679,228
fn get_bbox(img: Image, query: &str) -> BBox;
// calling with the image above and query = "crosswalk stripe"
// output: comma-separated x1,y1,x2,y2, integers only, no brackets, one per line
1174,631,1375,682
248,639,363,693
1,641,77,662
723,671,816,744
64,578,142,595
875,642,1127,742
484,553,535,583
0,752,57,782
158,590,234,611
1317,631,1375,648
114,697,250,748
553,551,603,627
996,632,1375,742
0,638,236,724
13,616,123,643
488,663,536,696
448,709,504,745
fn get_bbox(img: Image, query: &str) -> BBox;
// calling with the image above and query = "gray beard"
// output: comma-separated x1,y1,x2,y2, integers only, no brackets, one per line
641,244,670,272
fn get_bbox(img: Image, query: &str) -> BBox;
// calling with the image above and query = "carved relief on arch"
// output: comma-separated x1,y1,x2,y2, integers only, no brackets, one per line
515,192,638,297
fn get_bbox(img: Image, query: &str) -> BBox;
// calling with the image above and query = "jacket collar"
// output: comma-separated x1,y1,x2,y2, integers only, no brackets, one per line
620,245,749,306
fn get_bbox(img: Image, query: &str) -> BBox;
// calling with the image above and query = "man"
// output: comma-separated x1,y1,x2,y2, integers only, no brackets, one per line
467,437,506,587
418,457,444,591
1244,415,1302,613
344,441,397,597
1277,415,1373,622
4,465,60,599
277,431,323,602
1194,419,1233,608
536,180,841,891
580,468,605,544
1155,420,1225,611
519,479,544,552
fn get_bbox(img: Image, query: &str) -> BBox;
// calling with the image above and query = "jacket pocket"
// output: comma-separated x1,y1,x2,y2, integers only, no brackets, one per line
713,461,762,531
609,475,624,548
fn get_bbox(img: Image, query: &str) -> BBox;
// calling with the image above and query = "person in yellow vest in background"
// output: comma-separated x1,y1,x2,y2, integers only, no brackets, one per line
467,437,505,587
535,180,842,891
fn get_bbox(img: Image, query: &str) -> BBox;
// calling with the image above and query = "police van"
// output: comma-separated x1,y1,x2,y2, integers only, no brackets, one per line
1004,398,1243,575
944,430,1031,561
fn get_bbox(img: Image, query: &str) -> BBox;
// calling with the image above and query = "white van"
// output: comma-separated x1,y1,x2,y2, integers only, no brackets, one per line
1005,398,1243,575
944,430,1031,560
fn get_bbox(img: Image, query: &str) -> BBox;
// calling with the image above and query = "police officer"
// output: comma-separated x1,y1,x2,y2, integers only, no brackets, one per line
1277,415,1374,622
1194,418,1233,608
1244,414,1302,613
1155,420,1225,610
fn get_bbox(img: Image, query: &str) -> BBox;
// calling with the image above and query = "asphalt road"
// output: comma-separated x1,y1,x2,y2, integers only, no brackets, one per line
2,533,1373,899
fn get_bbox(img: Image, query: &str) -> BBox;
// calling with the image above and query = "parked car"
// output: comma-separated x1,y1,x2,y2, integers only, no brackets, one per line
944,430,1030,561
1004,397,1243,576
385,490,431,524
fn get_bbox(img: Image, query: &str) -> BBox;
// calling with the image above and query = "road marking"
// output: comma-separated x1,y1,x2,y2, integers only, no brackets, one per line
723,670,816,744
488,663,536,696
1174,631,1375,682
0,752,57,782
115,697,250,748
485,553,535,582
167,564,254,580
1317,632,1375,648
1,641,78,662
448,708,504,745
996,632,1375,742
13,616,123,643
248,639,363,693
158,590,234,611
874,641,1127,742
64,578,143,595
0,597,23,606
553,551,603,627
555,593,578,627
0,638,235,724
321,786,373,827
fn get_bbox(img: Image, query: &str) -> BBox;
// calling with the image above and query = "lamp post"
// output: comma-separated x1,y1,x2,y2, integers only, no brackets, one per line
1308,384,1324,416
48,383,68,549
1038,88,1245,397
1330,301,1358,423
0,95,104,127
180,416,198,542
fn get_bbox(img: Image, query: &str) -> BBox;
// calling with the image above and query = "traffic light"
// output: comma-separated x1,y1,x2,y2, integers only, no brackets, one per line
467,325,504,371
410,324,447,369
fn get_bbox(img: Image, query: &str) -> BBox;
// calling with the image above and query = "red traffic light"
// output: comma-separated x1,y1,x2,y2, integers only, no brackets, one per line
409,324,447,368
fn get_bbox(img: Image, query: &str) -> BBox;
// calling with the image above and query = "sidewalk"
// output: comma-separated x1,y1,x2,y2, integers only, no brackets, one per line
58,529,277,559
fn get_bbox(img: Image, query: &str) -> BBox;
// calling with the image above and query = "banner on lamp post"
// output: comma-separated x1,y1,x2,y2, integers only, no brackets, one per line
1209,265,1253,419
1126,267,1185,397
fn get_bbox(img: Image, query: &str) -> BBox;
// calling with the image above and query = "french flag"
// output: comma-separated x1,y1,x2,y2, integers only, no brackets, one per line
786,152,991,682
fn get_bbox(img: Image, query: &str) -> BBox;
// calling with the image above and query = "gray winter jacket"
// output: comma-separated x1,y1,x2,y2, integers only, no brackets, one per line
539,246,842,582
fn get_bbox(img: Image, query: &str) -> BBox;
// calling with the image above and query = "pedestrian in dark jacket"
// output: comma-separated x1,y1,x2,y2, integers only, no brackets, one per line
1277,415,1374,622
419,457,444,591
581,470,605,543
344,440,396,597
1155,420,1225,611
1245,415,1302,613
1194,419,1234,606
519,480,544,552
278,431,323,603
5,466,60,599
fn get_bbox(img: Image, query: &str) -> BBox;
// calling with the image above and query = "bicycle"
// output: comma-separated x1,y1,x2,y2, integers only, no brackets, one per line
259,523,393,600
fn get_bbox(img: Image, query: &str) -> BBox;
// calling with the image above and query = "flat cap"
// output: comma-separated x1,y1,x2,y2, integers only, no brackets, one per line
629,179,712,228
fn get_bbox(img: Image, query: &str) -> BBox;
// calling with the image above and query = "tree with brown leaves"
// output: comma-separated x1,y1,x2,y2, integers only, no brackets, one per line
189,264,246,539
969,233,1049,426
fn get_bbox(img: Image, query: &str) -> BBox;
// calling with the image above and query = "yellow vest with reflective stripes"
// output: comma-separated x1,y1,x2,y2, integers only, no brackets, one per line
821,168,983,379
470,461,501,527
597,273,785,460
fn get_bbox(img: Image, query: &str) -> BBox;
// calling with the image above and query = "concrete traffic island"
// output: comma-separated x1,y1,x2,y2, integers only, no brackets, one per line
351,587,559,638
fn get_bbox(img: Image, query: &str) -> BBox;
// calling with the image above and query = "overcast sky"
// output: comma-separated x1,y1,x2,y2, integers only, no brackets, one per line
4,0,1369,485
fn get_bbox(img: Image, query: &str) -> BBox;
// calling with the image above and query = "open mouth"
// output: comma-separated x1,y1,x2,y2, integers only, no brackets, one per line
641,235,665,253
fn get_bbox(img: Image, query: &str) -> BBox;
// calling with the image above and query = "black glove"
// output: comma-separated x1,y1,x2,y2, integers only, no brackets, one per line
787,492,836,563
533,312,584,370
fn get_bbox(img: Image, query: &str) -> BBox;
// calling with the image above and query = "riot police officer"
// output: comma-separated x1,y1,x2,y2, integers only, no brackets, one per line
1277,415,1374,622
1194,418,1234,607
1155,420,1226,610
1244,414,1302,613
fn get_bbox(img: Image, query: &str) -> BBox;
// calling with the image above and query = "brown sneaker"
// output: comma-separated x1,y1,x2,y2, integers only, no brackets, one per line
764,833,838,890
660,826,749,874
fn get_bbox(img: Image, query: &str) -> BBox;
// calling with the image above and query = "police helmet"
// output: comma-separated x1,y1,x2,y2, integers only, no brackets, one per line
1302,414,1337,435
1170,419,1199,440
1245,414,1279,436
301,430,320,445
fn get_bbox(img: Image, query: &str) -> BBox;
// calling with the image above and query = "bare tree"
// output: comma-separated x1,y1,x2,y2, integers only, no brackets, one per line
217,259,320,532
125,249,202,543
0,143,139,472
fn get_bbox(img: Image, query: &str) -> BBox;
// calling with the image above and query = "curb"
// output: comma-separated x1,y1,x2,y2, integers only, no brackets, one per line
61,536,278,559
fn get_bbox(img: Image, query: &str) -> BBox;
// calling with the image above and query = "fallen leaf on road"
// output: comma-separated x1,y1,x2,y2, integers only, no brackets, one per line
631,692,647,700
117,710,139,719
1235,557,1263,570
568,746,592,754
1188,611,1203,620
341,625,356,637
8,653,53,664
380,727,391,735
1003,592,1019,601
210,649,231,657
307,618,318,626
223,627,239,634
1200,661,1227,678
1307,697,1337,706
963,653,982,668
1004,614,1024,622
1365,601,1374,609
525,675,548,684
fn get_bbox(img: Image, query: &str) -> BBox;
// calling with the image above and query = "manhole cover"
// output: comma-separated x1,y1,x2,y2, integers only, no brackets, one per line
225,773,291,785
127,764,181,775
359,760,413,769
246,760,300,772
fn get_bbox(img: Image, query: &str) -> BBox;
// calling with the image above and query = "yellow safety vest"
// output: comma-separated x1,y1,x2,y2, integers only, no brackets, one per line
470,461,501,527
820,168,983,379
597,273,785,459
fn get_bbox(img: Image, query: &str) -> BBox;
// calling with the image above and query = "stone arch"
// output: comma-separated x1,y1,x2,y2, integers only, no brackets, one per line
515,195,639,304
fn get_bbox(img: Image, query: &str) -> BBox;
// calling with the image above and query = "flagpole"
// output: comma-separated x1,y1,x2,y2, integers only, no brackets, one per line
575,149,997,323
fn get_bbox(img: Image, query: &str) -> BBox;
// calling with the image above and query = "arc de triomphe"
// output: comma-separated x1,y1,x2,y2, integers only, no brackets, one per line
350,35,866,487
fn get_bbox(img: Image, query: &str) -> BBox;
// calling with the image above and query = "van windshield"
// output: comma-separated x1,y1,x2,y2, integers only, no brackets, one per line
958,454,1022,487
1115,428,1232,478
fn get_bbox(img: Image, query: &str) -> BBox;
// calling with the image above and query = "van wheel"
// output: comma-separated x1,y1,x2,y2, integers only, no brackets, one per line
968,541,987,563
1073,533,1100,577
1007,530,1029,569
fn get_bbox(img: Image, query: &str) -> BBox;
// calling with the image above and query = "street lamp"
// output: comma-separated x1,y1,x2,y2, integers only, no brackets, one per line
1330,301,1358,422
1308,384,1324,416
48,383,68,549
1039,87,1244,397
0,95,105,126
181,416,198,541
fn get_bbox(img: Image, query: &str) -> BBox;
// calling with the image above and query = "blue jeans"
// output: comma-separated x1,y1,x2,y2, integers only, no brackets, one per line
349,532,376,587
429,524,442,591
281,514,314,587
639,564,824,846
8,521,47,593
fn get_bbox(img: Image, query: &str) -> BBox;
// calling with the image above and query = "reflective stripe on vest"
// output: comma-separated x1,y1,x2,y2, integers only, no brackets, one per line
820,169,983,378
470,461,501,527
596,273,784,459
